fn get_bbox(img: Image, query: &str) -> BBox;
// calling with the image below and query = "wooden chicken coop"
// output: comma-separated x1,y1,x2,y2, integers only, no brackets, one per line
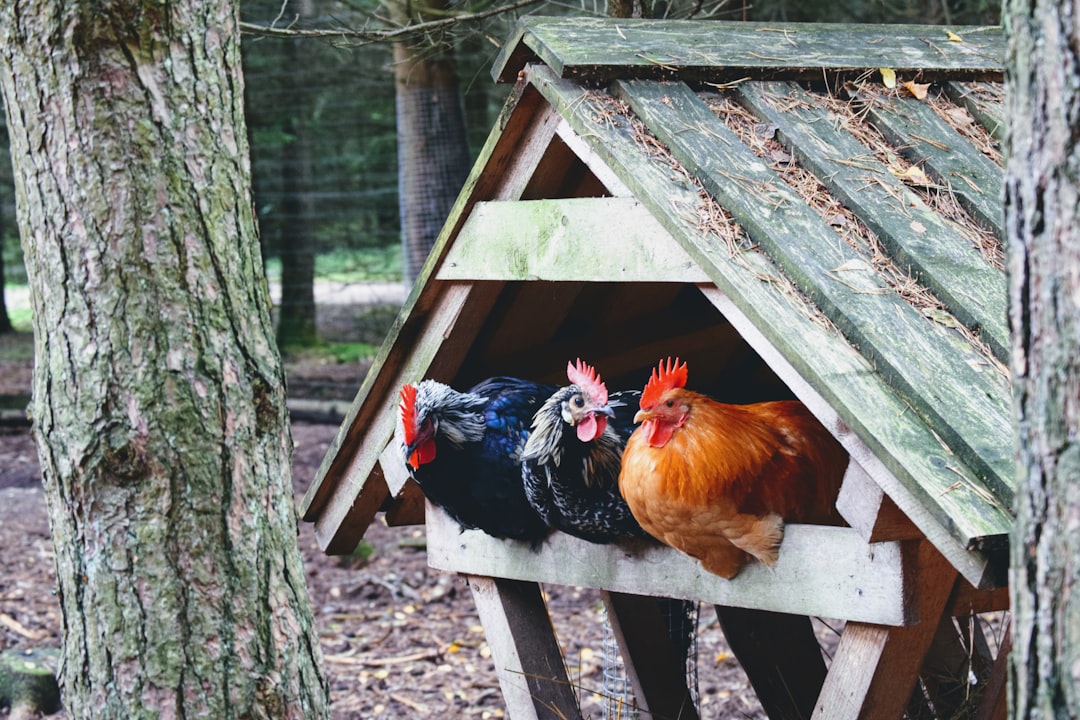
302,19,1012,720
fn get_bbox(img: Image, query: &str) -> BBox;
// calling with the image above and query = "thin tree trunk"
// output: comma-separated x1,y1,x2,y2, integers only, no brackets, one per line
1004,0,1080,714
392,1,473,285
0,1,329,717
277,0,319,349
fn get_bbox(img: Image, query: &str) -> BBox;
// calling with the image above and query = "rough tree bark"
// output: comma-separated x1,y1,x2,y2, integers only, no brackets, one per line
391,0,473,286
1004,0,1080,714
0,1,329,717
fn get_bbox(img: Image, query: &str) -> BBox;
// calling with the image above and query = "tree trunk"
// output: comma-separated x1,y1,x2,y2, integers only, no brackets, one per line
1004,0,1080,715
277,0,319,349
0,2,329,717
392,0,473,285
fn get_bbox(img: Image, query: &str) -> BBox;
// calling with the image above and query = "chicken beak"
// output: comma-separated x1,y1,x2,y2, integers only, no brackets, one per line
633,409,652,424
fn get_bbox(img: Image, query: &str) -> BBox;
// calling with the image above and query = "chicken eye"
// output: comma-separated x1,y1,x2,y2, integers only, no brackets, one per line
572,395,585,408
665,399,675,408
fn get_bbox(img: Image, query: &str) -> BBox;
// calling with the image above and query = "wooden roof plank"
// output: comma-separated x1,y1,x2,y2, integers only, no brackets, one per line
944,81,1004,140
493,18,1003,83
522,66,1011,565
858,91,1004,238
735,81,1008,361
614,78,1013,503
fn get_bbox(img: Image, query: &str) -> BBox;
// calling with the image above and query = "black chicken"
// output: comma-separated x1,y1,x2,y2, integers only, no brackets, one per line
397,376,557,545
521,359,649,543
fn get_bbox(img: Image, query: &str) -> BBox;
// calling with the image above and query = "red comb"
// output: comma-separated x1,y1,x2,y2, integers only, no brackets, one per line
399,384,418,445
640,357,688,409
567,359,608,405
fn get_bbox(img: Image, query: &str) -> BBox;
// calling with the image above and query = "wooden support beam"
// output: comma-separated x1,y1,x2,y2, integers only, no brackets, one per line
467,576,582,720
812,542,957,719
973,619,1009,720
837,461,923,543
714,607,827,720
603,591,699,720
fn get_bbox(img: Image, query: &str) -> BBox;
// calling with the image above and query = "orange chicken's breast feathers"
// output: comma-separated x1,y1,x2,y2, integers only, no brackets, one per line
618,389,847,579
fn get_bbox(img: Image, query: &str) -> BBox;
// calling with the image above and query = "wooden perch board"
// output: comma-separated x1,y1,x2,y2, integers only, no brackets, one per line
426,503,916,626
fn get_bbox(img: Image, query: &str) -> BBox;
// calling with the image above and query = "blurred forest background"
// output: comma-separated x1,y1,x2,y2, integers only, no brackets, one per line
0,0,1001,364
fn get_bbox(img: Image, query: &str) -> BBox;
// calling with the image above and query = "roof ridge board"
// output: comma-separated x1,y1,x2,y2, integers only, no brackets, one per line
612,77,1013,502
495,17,1003,83
734,81,1009,361
523,65,1012,547
852,88,1005,237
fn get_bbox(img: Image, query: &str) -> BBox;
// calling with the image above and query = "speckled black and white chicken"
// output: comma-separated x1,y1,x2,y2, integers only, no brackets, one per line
520,359,650,544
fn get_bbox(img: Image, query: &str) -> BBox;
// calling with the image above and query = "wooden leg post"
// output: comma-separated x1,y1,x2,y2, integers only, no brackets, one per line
466,575,582,720
603,591,700,720
715,606,828,720
813,542,957,719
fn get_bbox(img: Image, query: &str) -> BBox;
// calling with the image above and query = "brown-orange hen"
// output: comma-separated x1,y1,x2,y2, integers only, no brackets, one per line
618,357,849,579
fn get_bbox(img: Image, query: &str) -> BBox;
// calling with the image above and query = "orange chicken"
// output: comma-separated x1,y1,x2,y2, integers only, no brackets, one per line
618,357,848,579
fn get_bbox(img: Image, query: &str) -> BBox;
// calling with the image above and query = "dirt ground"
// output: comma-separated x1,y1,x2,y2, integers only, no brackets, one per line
0,306,790,719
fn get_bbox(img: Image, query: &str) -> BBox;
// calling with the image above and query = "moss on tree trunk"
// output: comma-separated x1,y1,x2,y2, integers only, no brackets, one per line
0,1,329,717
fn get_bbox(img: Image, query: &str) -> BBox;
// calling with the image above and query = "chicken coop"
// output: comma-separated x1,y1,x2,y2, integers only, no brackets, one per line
302,18,1012,720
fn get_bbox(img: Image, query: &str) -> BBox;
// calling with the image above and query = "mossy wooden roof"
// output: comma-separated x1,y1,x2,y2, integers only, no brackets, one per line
301,18,1011,590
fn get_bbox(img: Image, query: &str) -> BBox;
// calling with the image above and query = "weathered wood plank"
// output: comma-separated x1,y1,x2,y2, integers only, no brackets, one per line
735,81,1008,362
614,78,1013,506
857,90,1004,238
427,504,913,625
466,576,583,720
812,542,957,719
493,18,1003,83
521,66,1011,580
602,592,699,720
698,286,1003,588
437,198,709,282
944,81,1004,140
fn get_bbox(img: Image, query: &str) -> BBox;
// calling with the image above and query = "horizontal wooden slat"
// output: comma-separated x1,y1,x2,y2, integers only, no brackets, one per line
493,18,1003,83
858,91,1004,238
523,66,1012,574
426,503,914,625
736,81,1008,361
437,198,709,282
616,78,1013,503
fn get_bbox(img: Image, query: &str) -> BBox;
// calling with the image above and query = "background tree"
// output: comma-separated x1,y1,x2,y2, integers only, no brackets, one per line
1005,0,1080,714
0,1,330,716
277,0,320,347
389,0,475,285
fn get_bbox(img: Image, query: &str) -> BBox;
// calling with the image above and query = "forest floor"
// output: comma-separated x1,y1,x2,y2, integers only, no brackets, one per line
0,294,808,719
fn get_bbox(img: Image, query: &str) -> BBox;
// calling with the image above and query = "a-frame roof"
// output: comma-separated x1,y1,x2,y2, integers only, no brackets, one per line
302,18,1011,590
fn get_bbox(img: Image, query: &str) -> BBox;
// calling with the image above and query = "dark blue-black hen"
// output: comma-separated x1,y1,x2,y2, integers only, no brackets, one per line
397,376,557,544
521,359,649,543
